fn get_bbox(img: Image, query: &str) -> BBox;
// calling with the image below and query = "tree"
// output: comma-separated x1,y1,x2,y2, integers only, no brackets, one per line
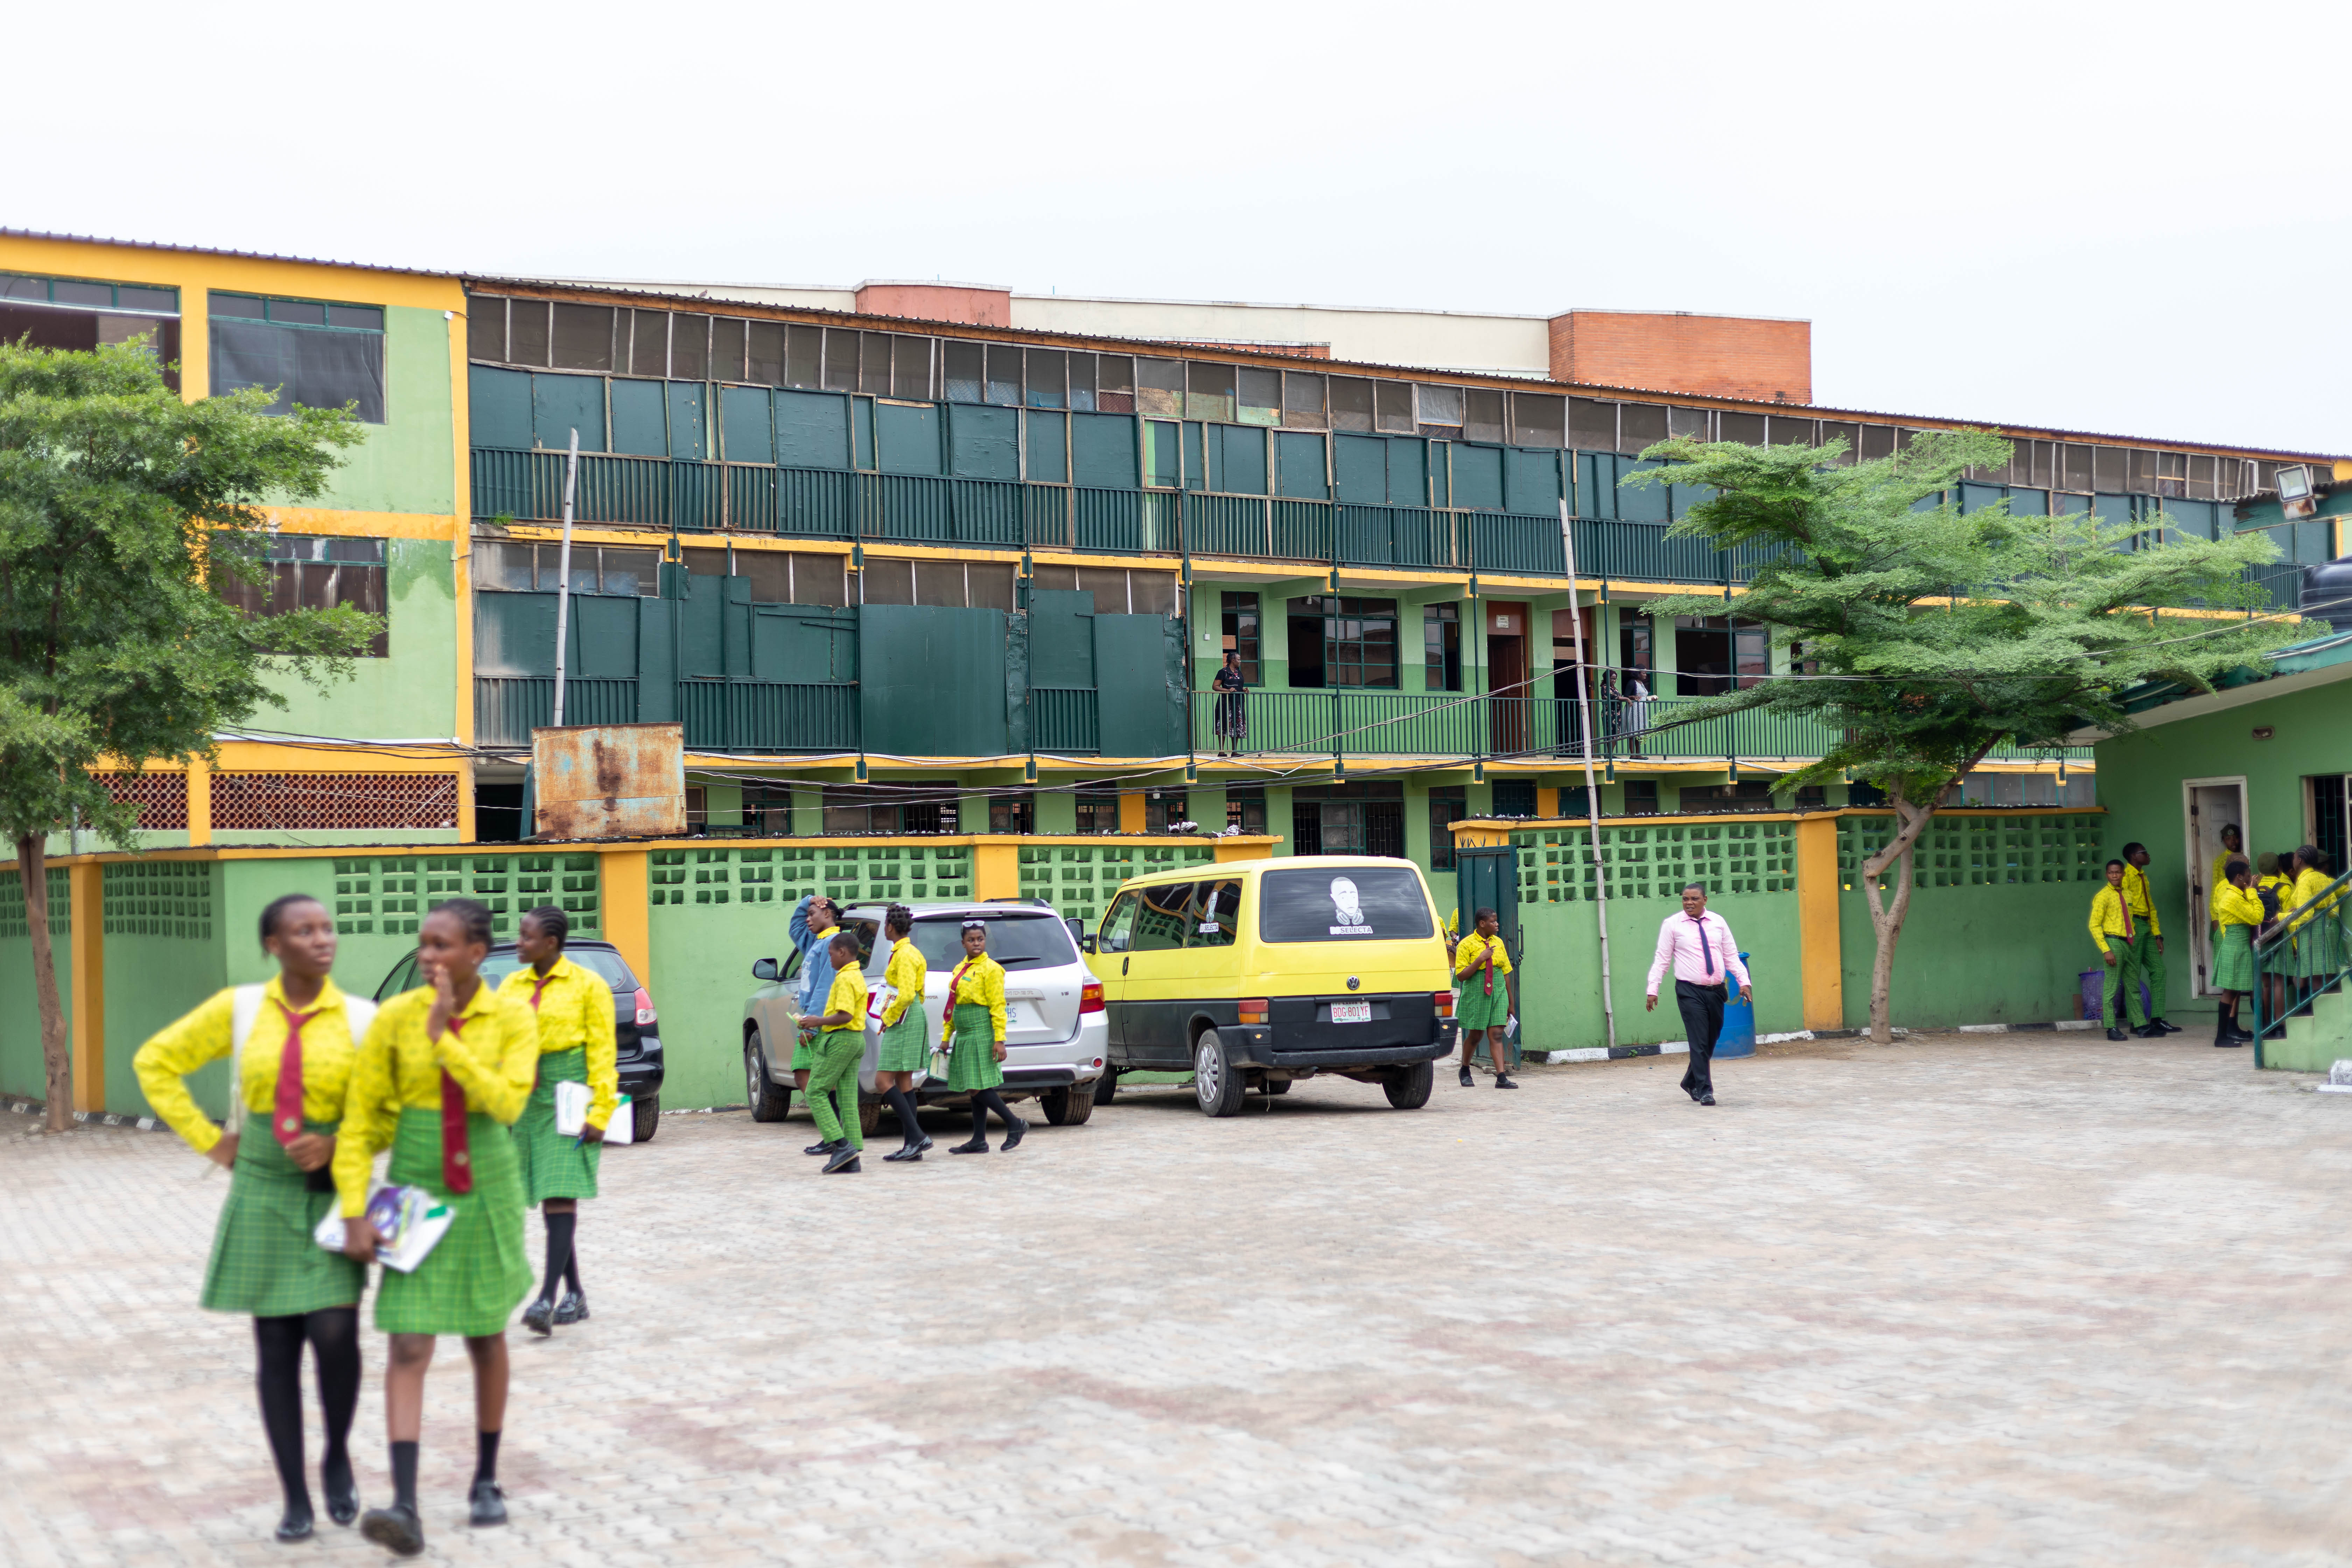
0,337,377,1130
1629,429,2297,1042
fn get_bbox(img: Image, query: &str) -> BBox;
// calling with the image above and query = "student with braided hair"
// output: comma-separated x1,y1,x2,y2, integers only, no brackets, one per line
942,919,1027,1153
335,898,538,1555
500,905,617,1335
872,904,933,1162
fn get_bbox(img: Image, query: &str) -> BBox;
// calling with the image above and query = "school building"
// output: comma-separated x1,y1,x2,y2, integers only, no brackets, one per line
1,229,2346,1114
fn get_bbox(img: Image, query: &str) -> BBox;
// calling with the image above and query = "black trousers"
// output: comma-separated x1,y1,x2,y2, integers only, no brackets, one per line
1675,979,1728,1097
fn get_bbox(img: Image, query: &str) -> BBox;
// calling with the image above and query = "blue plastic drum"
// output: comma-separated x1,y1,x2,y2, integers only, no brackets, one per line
1714,953,1756,1057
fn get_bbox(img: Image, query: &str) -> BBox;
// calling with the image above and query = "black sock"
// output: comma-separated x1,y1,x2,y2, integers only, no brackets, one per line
540,1211,576,1303
390,1440,419,1511
304,1308,360,1479
474,1428,501,1487
252,1316,311,1515
563,1244,583,1296
970,1104,988,1141
974,1088,1014,1132
884,1085,921,1142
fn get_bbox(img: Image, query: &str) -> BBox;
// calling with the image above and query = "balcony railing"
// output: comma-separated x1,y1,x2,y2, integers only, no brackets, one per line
474,678,856,752
475,678,640,748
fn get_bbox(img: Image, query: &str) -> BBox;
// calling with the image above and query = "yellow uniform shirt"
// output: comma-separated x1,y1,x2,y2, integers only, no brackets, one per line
2087,885,2136,954
2210,850,2242,904
497,955,619,1128
2211,883,2264,928
1454,931,1514,979
133,976,365,1155
821,959,867,1032
332,980,538,1217
879,937,926,1027
941,952,1008,1044
2286,867,2339,931
2119,863,2161,937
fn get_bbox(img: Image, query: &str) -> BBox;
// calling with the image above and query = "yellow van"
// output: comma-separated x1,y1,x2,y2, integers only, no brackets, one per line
1089,855,1458,1116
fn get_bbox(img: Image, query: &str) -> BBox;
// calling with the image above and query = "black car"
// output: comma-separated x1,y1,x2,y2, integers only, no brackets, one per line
372,940,665,1141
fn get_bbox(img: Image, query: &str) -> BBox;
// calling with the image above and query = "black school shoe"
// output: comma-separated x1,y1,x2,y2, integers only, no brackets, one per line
322,1452,358,1526
1494,1073,1519,1089
553,1290,588,1325
804,1138,843,1156
1458,1066,1475,1087
274,1503,314,1542
1001,1116,1029,1150
949,1137,989,1154
2151,1018,2183,1034
469,1479,507,1527
883,1134,932,1162
821,1146,862,1174
521,1297,554,1337
2105,1028,2130,1041
359,1505,425,1558
1697,1092,1716,1105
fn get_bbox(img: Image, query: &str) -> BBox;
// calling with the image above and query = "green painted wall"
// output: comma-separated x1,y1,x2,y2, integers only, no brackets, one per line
1516,883,1803,1050
99,862,229,1115
258,538,457,741
2095,676,2351,1018
310,306,457,516
0,868,71,1102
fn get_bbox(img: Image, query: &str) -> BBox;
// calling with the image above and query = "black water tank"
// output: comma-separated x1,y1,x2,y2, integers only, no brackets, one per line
2304,556,2352,632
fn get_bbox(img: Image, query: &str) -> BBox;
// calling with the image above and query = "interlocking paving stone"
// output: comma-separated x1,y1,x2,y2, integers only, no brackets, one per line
4,1035,2349,1564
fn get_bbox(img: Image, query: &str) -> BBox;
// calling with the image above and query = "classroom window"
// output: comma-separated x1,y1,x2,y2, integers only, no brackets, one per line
1,271,181,389
988,792,1034,834
1428,787,1467,869
475,540,660,597
1221,592,1261,684
1289,596,1398,690
1463,390,1505,444
1074,791,1120,833
1144,790,1189,833
209,292,384,422
1621,779,1660,813
1423,603,1461,692
214,534,390,656
1225,790,1266,836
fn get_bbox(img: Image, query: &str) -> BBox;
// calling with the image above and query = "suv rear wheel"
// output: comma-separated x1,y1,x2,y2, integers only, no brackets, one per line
1039,1086,1095,1126
746,1034,792,1122
1091,1069,1119,1106
1383,1060,1434,1110
630,1093,660,1141
1194,1029,1247,1118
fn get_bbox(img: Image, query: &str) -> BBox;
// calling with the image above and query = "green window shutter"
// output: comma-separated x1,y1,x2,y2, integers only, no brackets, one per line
533,373,607,453
1027,589,1096,687
1095,614,1177,755
665,383,706,462
474,591,555,676
852,397,874,470
1025,410,1068,483
858,605,1010,756
720,386,774,464
775,390,849,469
1429,441,1449,508
469,366,532,451
1216,425,1267,495
1387,438,1427,508
1334,434,1387,504
1071,413,1139,489
1274,431,1328,499
570,595,639,679
1182,422,1206,491
1143,420,1180,488
609,378,666,456
875,400,942,476
1614,456,1667,523
946,402,1017,479
1452,444,1503,511
1504,447,1560,514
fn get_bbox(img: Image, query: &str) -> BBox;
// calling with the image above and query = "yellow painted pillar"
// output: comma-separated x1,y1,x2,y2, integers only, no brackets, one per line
186,758,212,846
1536,787,1560,818
973,841,1019,901
69,862,105,1113
1795,817,1843,1031
1118,793,1147,833
456,758,477,844
600,849,650,988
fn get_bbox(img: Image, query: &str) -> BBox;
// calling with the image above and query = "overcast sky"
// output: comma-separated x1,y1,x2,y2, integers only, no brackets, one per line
10,0,2347,452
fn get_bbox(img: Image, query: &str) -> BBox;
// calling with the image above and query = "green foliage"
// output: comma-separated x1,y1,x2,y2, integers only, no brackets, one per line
1626,429,2298,805
0,337,376,847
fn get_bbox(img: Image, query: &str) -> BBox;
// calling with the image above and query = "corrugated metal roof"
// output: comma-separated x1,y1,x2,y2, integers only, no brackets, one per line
0,226,462,279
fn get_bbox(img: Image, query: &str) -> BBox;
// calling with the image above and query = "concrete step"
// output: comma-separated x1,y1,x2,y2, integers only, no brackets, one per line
2268,986,2351,1071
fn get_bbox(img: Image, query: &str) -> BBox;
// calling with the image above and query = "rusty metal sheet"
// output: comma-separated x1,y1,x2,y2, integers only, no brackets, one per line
531,722,685,840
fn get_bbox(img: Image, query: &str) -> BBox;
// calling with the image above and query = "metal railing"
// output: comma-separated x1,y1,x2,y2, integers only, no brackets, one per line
1029,687,1099,753
2253,867,2351,1065
678,681,860,753
475,678,638,747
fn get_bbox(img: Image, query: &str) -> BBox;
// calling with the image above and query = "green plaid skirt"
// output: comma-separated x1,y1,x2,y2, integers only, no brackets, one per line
375,1107,532,1338
512,1048,601,1206
1457,979,1508,1032
2264,916,2346,979
200,1119,365,1317
877,1006,928,1073
2212,924,2257,993
944,1002,1003,1091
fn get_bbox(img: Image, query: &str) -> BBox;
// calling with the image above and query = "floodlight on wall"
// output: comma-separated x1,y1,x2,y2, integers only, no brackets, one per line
2278,463,2318,520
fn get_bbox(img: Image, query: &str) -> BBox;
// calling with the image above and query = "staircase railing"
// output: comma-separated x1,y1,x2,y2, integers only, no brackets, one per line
2252,864,2352,1066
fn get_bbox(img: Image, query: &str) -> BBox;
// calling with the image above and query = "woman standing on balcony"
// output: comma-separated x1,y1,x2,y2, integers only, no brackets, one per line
133,894,377,1543
501,905,616,1337
1211,650,1248,756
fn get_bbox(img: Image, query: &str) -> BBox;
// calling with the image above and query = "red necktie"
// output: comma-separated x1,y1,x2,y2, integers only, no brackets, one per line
440,1015,473,1196
529,972,554,1011
1482,941,1496,996
272,1002,317,1147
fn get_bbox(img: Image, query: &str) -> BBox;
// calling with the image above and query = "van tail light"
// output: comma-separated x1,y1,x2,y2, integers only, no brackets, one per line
1239,998,1270,1024
634,988,657,1028
1433,991,1455,1017
1080,981,1105,1014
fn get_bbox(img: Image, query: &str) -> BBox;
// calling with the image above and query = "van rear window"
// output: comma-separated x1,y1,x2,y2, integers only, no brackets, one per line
1258,867,1434,943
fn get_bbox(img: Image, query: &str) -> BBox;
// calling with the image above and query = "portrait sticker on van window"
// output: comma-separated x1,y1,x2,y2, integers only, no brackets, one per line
1258,867,1434,944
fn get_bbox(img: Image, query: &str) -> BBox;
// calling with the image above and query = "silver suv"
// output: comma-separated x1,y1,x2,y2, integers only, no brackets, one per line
741,901,1108,1134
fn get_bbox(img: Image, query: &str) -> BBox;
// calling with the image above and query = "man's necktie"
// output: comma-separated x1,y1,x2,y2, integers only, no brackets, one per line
272,1001,318,1147
1693,916,1714,978
440,1015,473,1195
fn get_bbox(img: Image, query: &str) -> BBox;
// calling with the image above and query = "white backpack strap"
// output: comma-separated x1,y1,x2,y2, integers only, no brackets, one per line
343,995,379,1043
225,985,266,1138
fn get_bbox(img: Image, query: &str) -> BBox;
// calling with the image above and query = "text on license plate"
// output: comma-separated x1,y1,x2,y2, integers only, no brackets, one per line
1330,1002,1372,1023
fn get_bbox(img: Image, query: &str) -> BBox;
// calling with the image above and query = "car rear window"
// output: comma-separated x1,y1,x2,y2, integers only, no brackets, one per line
481,947,636,991
1258,867,1434,943
910,914,1076,971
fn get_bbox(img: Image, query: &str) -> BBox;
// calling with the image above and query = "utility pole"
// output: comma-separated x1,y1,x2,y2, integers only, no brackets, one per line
1561,499,1616,1050
552,428,580,726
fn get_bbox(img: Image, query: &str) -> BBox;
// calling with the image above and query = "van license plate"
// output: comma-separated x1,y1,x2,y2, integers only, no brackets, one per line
1330,1002,1371,1023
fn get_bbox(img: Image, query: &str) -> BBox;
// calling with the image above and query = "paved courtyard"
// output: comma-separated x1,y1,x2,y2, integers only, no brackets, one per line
5,1036,2349,1567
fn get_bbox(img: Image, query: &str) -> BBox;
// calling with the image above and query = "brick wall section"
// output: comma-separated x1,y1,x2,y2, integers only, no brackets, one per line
1549,311,1811,404
854,283,1011,327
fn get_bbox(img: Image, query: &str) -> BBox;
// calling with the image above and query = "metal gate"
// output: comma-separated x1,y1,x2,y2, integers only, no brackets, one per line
1452,845,1520,955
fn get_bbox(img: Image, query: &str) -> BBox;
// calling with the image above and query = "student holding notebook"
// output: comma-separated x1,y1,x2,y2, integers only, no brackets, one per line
133,893,376,1543
333,899,538,1556
499,905,618,1336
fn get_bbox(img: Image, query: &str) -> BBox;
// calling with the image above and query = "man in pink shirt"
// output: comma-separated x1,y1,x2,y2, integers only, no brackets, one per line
1645,883,1751,1105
